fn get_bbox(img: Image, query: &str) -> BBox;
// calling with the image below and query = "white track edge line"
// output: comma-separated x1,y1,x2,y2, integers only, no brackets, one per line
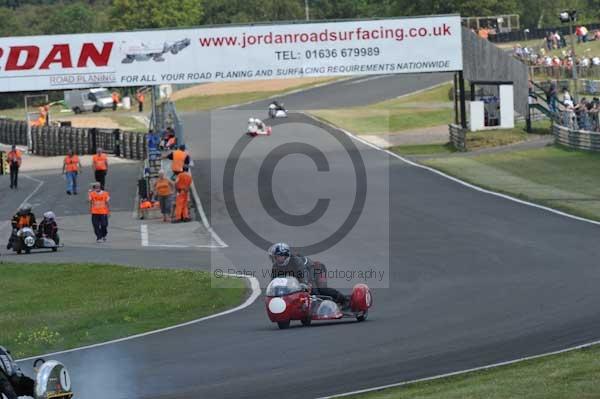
140,224,149,246
21,174,44,207
190,179,228,248
343,74,392,85
316,338,600,398
304,112,600,399
304,112,600,227
386,79,452,101
17,273,260,362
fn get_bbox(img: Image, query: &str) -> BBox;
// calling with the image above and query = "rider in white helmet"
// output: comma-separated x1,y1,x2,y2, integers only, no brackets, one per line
268,242,349,308
38,211,59,244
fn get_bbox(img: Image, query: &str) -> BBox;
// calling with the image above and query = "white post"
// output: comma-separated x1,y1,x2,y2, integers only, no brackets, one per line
499,85,515,128
468,101,485,131
305,0,309,21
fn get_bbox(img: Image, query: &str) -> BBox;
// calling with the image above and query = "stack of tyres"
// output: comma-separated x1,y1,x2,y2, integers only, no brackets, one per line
0,151,7,175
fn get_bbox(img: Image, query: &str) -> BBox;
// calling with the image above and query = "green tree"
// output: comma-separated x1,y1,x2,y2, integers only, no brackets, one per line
0,7,19,36
201,0,304,24
110,0,204,30
46,2,98,34
308,0,370,20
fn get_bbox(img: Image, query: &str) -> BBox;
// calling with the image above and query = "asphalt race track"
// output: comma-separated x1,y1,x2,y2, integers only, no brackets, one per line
9,72,600,399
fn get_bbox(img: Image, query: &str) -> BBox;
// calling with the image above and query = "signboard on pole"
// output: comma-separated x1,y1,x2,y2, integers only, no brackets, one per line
0,15,462,92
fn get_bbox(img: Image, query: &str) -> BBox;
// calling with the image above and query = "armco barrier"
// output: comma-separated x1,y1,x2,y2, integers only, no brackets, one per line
553,123,600,152
0,117,147,159
449,124,467,151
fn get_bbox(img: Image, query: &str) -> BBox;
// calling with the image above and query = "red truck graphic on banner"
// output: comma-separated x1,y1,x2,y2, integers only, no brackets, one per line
120,38,191,63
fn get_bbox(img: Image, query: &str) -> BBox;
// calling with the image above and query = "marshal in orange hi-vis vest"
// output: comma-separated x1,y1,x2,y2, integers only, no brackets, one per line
92,153,108,171
171,150,187,173
64,155,80,172
89,191,110,214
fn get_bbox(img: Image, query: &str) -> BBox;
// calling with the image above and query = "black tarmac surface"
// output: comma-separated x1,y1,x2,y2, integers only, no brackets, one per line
5,73,600,399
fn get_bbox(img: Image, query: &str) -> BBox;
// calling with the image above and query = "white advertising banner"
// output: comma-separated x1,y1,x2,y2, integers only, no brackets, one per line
0,15,462,92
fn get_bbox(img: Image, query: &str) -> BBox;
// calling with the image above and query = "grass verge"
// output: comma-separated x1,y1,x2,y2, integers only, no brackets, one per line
467,127,529,150
390,143,457,156
546,38,600,58
389,122,536,156
310,83,453,135
174,91,280,112
348,344,600,399
422,145,600,220
0,263,246,358
107,114,148,132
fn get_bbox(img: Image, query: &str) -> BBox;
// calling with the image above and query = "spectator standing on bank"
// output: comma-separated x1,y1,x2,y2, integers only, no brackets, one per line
154,170,174,222
136,91,145,112
92,148,109,190
547,82,558,113
173,166,192,223
546,32,553,51
89,182,110,242
7,145,22,190
62,149,82,195
111,90,120,111
562,87,572,104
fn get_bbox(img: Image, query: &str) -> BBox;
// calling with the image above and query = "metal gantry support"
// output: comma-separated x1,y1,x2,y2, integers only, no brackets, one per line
458,71,467,129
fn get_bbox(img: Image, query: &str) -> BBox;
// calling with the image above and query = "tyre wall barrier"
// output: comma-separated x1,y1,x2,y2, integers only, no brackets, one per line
0,118,147,159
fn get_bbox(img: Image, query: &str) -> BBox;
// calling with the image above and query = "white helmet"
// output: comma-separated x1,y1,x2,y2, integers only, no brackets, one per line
248,117,255,124
43,211,56,220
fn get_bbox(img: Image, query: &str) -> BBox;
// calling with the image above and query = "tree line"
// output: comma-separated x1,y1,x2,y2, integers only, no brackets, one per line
0,0,600,38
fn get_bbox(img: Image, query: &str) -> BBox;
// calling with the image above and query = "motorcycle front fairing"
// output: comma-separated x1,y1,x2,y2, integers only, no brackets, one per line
265,278,310,322
13,227,36,251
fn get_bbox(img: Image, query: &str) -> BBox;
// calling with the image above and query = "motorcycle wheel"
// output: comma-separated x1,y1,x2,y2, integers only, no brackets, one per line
277,321,290,329
356,311,368,322
52,247,58,252
301,317,312,327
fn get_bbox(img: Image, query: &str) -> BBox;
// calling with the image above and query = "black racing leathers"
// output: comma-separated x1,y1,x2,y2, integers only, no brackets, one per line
0,370,34,399
38,219,59,244
271,255,348,305
0,348,34,399
7,212,37,250
0,368,18,399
